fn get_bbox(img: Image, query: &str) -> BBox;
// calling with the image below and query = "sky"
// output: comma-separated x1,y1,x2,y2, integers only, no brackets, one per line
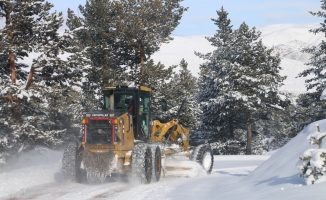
49,0,323,36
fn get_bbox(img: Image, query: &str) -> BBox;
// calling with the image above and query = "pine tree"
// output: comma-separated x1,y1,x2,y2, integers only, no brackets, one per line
299,0,326,94
111,0,187,75
297,0,326,123
167,59,199,128
0,1,84,161
196,7,287,154
196,7,239,141
141,59,198,129
75,0,187,86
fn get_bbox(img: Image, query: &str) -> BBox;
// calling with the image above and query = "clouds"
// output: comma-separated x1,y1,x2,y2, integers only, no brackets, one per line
254,0,321,24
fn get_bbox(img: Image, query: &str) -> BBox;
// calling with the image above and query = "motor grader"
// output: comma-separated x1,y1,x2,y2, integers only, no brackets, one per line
62,85,214,184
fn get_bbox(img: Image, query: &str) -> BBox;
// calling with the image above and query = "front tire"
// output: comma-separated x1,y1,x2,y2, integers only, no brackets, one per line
191,144,214,174
131,143,153,184
151,146,161,182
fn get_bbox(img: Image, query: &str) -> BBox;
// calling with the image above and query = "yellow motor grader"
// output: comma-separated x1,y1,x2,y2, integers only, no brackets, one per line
62,85,213,184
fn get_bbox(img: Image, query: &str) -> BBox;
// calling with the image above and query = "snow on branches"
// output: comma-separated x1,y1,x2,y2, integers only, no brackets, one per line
297,124,326,185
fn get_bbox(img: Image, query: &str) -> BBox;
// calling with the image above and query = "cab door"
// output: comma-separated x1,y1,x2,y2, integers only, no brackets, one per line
136,91,151,139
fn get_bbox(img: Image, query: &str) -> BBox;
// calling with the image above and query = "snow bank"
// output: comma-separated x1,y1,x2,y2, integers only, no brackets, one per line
243,119,326,198
166,120,326,200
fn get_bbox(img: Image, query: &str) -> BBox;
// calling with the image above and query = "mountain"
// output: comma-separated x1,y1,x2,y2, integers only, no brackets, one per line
151,23,323,95
18,23,323,96
272,40,312,63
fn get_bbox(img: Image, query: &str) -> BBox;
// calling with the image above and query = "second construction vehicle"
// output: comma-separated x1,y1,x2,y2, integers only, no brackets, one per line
62,85,214,184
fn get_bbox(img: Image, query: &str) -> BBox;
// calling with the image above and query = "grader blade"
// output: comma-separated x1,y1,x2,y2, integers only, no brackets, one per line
163,157,200,178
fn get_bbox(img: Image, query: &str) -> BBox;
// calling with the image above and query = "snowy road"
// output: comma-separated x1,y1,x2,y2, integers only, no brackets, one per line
2,118,326,200
0,151,269,200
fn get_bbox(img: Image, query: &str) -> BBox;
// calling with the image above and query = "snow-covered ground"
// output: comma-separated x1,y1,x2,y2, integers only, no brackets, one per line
1,119,325,200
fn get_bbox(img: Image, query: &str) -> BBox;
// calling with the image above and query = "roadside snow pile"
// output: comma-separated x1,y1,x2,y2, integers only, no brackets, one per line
297,124,326,185
238,119,326,198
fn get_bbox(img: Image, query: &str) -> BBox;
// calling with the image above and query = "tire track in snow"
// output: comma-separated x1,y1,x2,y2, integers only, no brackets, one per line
6,181,129,200
212,166,258,176
91,187,129,200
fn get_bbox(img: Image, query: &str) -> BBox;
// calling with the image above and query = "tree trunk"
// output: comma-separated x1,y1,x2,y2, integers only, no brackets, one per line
9,52,16,84
6,2,16,84
25,66,35,90
140,43,145,84
140,44,145,72
229,116,234,139
246,115,252,155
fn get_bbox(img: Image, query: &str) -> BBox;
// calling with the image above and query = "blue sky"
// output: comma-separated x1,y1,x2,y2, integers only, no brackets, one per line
50,0,322,36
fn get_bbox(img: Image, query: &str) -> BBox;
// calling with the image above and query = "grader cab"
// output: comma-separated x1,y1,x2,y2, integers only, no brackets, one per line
62,85,213,184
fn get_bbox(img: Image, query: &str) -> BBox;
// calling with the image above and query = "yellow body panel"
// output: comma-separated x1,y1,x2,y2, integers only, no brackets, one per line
139,86,153,93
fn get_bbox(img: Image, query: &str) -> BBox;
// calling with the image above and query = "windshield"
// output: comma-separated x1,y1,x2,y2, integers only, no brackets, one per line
104,91,134,110
114,93,134,110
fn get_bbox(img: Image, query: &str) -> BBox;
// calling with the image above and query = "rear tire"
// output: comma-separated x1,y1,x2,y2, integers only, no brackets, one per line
191,144,214,174
62,142,79,181
151,146,161,182
131,143,152,184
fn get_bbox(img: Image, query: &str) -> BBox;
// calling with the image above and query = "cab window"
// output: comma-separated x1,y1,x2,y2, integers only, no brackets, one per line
138,94,150,137
114,93,134,110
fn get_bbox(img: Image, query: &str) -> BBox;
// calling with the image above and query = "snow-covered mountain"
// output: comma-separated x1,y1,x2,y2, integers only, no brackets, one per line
20,23,323,95
272,40,312,63
151,23,324,95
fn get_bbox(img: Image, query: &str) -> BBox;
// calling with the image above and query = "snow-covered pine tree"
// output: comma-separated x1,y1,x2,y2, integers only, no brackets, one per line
140,59,198,131
80,0,186,85
162,59,199,129
77,1,128,86
196,7,240,142
233,23,288,154
254,99,298,153
65,8,106,111
69,0,187,92
196,7,287,154
297,124,326,185
174,59,199,128
110,0,187,77
139,59,176,118
297,0,326,123
0,1,85,161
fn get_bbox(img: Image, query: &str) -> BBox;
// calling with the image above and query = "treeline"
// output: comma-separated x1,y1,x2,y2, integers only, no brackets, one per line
1,0,326,165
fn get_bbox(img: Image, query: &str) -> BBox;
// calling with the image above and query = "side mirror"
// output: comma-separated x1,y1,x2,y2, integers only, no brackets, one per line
161,99,167,112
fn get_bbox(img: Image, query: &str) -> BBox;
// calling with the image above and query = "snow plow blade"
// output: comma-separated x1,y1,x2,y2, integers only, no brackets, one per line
163,156,200,178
